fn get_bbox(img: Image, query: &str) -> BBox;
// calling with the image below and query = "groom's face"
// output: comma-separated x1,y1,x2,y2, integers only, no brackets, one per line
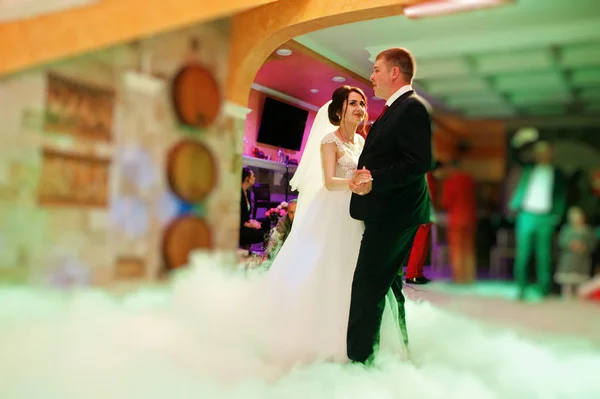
371,59,393,99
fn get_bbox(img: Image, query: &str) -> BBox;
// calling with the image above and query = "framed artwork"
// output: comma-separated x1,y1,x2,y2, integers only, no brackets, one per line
45,73,115,141
38,149,110,207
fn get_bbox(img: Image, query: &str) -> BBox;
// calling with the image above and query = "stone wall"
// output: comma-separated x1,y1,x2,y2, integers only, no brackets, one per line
0,19,246,286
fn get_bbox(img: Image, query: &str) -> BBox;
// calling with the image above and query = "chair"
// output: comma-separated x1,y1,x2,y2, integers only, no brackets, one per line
489,228,516,277
252,183,280,219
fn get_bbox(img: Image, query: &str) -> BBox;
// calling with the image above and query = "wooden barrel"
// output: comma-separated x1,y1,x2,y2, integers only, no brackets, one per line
166,139,217,203
171,64,221,128
162,215,212,270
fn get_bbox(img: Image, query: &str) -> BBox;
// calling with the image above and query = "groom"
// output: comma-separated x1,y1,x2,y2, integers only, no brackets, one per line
347,48,433,363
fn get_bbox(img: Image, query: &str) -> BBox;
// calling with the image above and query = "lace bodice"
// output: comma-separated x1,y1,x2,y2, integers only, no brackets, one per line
321,132,365,178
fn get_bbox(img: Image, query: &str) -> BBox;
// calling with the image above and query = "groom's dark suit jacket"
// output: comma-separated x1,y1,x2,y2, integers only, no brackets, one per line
350,90,433,227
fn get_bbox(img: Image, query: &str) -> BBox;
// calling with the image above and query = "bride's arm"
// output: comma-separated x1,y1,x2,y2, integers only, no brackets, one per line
321,142,351,191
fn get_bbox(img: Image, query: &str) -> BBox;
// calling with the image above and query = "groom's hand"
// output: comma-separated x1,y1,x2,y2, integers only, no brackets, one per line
353,167,372,182
350,167,373,195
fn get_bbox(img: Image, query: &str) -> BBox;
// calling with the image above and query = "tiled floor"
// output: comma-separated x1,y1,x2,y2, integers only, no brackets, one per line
238,257,600,346
408,269,600,347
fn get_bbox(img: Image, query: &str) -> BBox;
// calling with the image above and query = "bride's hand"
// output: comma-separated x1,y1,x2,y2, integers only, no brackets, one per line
350,167,373,195
353,167,372,184
349,180,372,196
357,180,373,195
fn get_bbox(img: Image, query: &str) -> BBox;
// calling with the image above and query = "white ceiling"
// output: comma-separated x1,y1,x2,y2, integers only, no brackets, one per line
296,0,600,121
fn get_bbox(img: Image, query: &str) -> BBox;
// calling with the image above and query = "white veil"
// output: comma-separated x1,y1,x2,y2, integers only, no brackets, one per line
289,100,337,226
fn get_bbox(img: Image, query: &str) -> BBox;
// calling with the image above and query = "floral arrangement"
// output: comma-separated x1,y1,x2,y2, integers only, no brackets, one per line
265,201,289,224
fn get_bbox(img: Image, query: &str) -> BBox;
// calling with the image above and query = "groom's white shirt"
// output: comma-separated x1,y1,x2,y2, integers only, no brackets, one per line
385,85,413,107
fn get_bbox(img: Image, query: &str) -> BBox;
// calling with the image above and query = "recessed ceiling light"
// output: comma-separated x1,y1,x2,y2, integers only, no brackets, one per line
276,48,292,56
310,89,319,93
332,76,346,83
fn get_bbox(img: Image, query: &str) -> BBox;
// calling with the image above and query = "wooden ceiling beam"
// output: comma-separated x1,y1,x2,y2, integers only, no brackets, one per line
0,0,278,76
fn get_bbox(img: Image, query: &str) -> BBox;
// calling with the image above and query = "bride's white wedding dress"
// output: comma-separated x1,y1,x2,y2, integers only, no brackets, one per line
255,130,407,368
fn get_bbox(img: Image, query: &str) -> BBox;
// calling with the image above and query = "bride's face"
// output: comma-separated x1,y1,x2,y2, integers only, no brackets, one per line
341,92,366,125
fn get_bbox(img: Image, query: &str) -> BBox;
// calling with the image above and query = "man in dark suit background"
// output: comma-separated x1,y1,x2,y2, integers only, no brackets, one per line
347,48,433,363
239,167,269,248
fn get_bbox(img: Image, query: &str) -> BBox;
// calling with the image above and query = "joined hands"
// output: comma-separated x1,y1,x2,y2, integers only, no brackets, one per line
350,167,373,196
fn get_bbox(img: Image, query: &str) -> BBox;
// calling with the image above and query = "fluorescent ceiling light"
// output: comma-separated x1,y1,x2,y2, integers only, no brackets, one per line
404,0,513,19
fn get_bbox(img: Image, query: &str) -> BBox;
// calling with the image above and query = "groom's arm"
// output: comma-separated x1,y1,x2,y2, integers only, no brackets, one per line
369,100,433,193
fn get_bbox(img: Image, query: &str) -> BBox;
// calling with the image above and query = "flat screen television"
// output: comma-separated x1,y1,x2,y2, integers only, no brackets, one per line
256,97,308,151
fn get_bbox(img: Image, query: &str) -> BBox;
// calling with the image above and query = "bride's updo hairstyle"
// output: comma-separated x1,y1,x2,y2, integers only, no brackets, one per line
327,85,368,134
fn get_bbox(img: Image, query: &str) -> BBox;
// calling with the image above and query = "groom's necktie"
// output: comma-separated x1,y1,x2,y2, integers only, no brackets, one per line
376,105,389,122
366,105,389,140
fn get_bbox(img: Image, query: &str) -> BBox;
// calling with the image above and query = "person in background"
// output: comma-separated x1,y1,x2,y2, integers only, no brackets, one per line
405,161,444,284
263,200,297,264
441,158,477,284
555,207,596,298
240,167,269,248
509,141,567,300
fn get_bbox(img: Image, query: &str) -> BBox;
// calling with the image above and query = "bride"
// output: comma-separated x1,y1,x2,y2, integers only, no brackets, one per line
255,86,407,367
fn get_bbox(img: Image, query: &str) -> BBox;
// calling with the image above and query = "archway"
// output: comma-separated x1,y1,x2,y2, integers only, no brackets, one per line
226,0,422,106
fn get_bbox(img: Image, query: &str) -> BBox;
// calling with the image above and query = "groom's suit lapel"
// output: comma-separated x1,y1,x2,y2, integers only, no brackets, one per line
363,90,414,151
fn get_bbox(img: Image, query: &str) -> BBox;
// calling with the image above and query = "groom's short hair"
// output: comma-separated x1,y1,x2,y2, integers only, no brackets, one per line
376,48,415,82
